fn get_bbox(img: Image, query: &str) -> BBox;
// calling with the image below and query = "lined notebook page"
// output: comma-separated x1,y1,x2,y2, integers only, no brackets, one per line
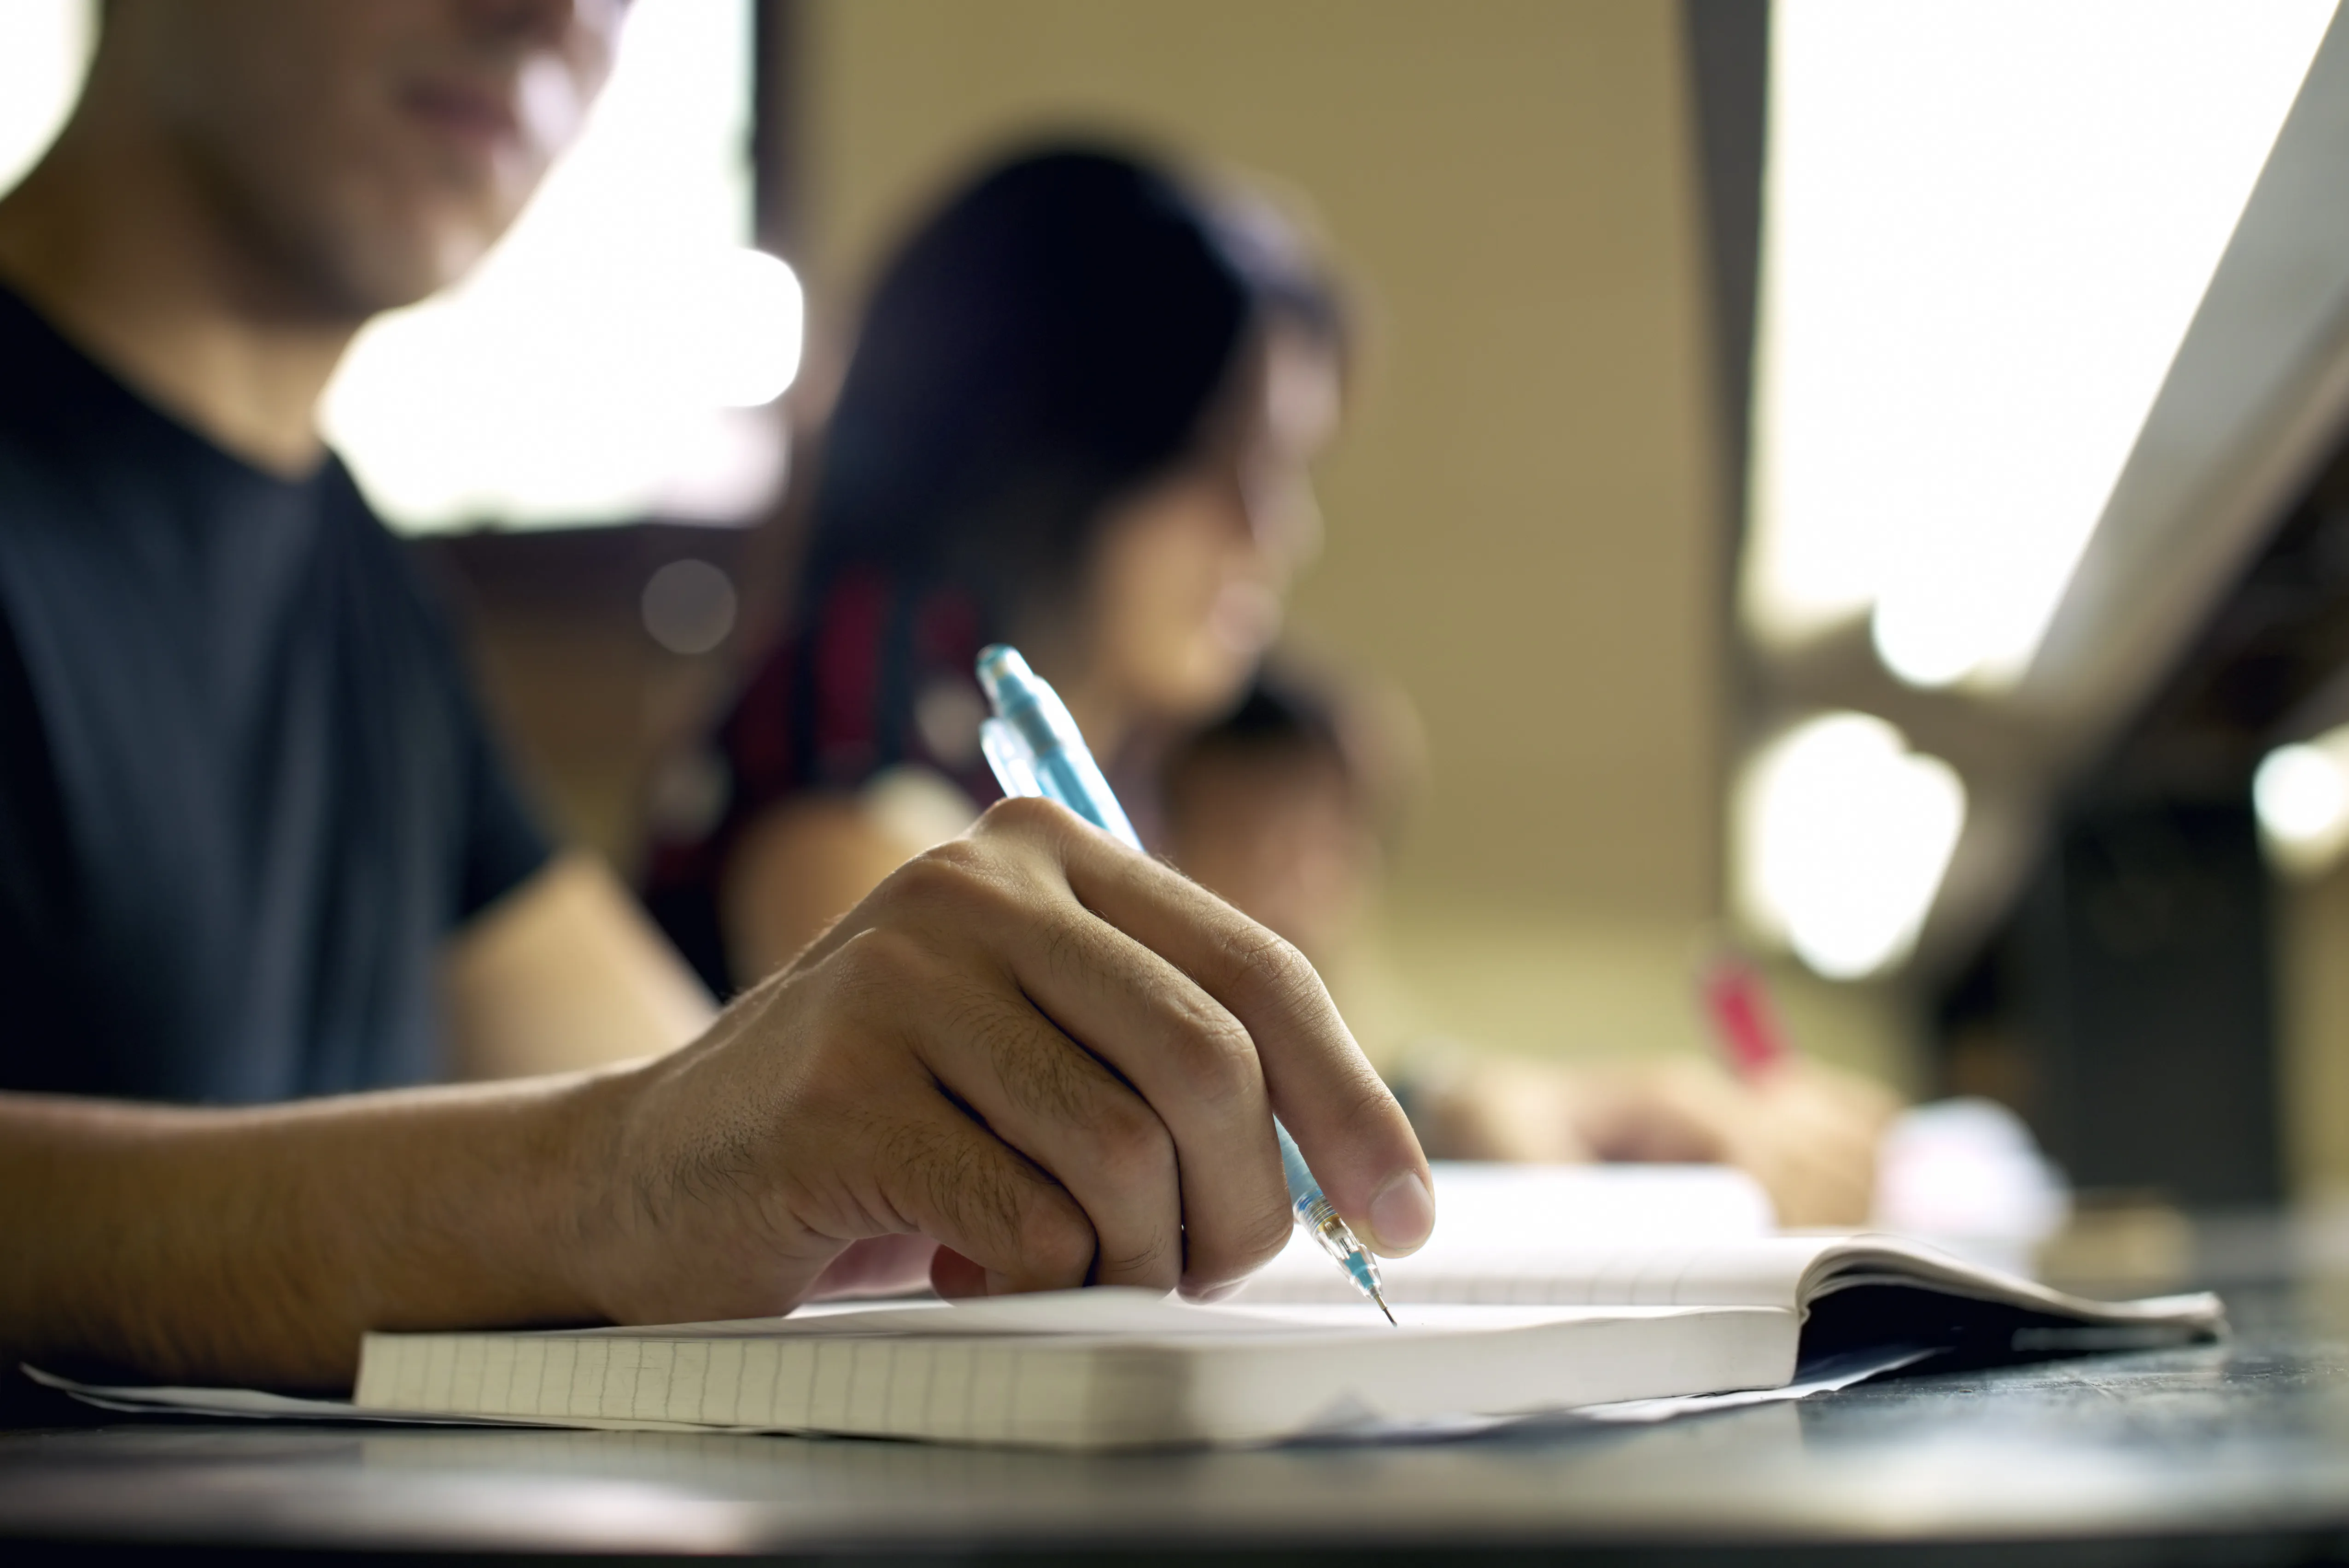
1232,1162,1799,1308
1242,1223,2229,1340
1239,1234,1835,1309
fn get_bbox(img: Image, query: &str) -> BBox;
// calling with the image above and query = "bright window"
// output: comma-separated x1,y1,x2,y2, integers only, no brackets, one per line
0,0,794,533
1743,0,2337,690
0,0,91,197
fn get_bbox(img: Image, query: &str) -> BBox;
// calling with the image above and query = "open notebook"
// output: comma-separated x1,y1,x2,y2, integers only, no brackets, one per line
37,1169,2223,1450
318,1232,2217,1448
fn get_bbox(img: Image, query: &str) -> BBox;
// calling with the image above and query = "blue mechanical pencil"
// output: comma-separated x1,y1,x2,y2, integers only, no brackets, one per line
975,644,1395,1322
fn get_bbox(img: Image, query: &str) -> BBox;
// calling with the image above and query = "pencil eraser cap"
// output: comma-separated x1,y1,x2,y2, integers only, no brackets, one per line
976,644,1034,711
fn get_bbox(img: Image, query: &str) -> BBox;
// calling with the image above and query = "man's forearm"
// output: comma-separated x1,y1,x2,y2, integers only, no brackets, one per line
0,1073,621,1390
0,803,1436,1398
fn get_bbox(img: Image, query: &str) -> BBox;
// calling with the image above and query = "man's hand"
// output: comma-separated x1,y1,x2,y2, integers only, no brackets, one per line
0,798,1431,1390
570,796,1436,1322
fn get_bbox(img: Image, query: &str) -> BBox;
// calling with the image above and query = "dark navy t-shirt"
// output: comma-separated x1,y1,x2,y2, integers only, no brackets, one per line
0,285,551,1102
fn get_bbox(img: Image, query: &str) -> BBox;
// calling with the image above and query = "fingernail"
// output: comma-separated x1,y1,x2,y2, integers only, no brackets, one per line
1368,1170,1435,1253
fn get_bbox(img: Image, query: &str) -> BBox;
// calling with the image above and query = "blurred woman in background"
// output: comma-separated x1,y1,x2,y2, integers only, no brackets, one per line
643,144,1337,988
643,141,1893,1225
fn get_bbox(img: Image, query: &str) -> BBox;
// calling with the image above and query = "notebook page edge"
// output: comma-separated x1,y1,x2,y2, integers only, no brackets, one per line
352,1304,1800,1445
1791,1234,2228,1328
1178,1303,1801,1445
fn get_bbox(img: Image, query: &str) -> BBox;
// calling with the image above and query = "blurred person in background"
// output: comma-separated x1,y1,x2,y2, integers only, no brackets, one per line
1161,666,1894,1227
1159,666,1404,979
0,1,1435,1401
645,143,1896,1226
644,145,1344,985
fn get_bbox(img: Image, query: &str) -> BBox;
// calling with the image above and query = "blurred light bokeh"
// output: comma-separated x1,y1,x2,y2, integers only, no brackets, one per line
639,557,740,657
1733,712,1965,981
2259,728,2349,878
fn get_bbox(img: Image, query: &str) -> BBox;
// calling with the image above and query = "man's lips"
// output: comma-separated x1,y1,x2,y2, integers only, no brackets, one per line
398,78,524,150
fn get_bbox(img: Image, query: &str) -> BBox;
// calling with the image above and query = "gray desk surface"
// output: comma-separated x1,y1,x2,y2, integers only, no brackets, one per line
10,1268,2349,1562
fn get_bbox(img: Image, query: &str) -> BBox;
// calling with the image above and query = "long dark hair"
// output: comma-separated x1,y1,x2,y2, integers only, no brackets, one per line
646,142,1342,992
795,141,1344,642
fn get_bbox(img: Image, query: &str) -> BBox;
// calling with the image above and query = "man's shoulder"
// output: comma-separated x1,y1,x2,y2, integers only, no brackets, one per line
0,420,124,625
0,404,94,527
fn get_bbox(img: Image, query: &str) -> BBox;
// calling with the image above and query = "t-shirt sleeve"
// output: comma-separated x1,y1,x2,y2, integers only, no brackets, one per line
376,527,555,925
452,674,556,921
0,606,80,1086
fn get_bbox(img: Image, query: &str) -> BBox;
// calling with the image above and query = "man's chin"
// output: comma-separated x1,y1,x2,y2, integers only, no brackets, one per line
296,213,499,321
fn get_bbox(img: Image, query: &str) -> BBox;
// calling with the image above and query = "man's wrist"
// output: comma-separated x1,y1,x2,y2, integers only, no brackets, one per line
534,1061,644,1326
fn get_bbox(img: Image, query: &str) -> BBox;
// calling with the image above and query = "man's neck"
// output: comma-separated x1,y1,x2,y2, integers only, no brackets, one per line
0,106,359,478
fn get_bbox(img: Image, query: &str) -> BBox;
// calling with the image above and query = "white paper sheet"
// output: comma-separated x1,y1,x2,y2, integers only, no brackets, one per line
26,1342,1925,1443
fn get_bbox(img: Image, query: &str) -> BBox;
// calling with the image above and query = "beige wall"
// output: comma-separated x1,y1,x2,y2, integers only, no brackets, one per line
798,1,1871,1075
2281,868,2349,1200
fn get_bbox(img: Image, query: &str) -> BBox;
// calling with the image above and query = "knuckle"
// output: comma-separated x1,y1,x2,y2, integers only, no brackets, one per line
968,998,1100,1128
877,848,978,912
977,793,1069,843
1159,994,1261,1109
1097,1226,1182,1286
1333,1067,1404,1131
1222,924,1321,1013
913,1120,1023,1234
925,826,988,860
874,843,1032,934
1014,1194,1097,1283
1034,904,1106,990
909,833,989,880
1189,1193,1297,1288
823,924,929,997
1083,1100,1176,1193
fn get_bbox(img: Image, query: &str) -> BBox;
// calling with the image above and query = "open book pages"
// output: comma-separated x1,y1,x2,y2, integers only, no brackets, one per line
1234,1161,1776,1304
345,1294,1800,1450
1404,1161,1779,1242
1236,1224,2224,1370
